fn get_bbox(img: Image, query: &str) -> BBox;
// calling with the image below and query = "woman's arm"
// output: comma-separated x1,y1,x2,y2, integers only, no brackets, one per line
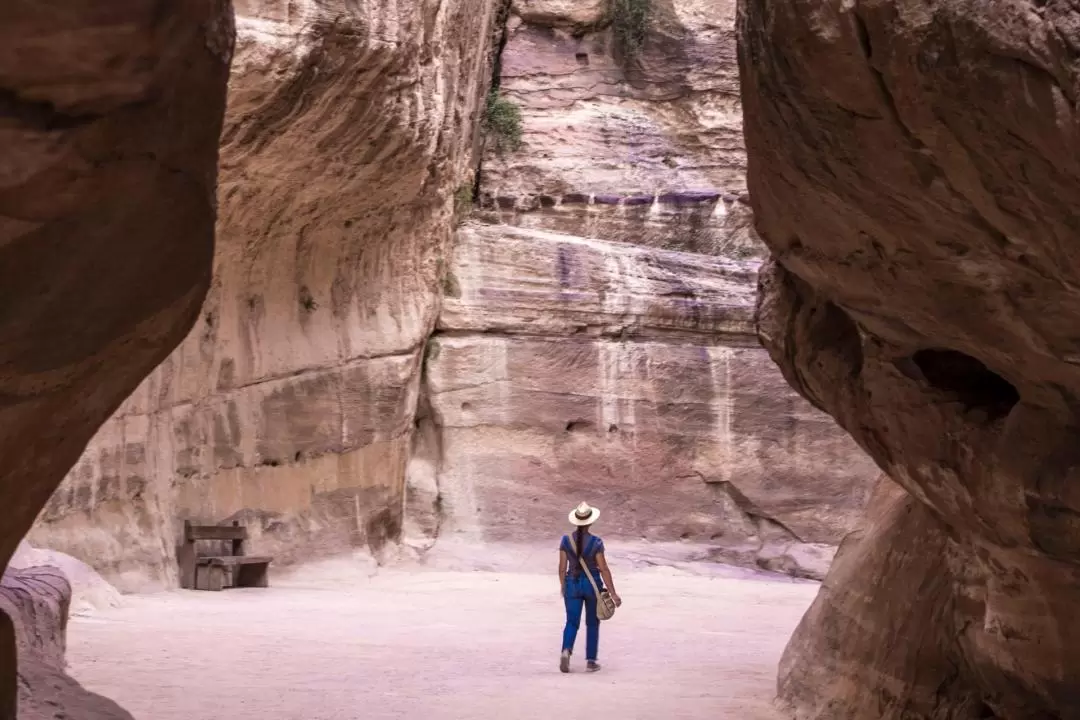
558,550,568,596
595,553,622,606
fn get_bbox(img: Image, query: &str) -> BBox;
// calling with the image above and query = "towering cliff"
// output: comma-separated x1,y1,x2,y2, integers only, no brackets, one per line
30,0,880,590
406,0,880,575
478,0,760,257
30,0,503,590
0,1,233,715
410,224,877,578
739,1,1080,718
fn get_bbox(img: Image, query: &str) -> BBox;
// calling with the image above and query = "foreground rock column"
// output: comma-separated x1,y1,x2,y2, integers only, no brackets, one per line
738,1,1080,718
1,567,133,719
0,0,234,712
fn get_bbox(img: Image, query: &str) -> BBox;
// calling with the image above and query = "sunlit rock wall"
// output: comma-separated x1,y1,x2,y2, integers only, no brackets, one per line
477,0,759,257
408,224,879,578
30,0,502,590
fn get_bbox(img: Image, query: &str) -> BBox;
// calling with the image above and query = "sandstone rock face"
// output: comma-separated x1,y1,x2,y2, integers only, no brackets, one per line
10,542,123,617
30,0,503,590
1,566,133,720
408,224,879,578
0,0,233,713
477,0,761,257
739,1,1080,717
29,0,882,595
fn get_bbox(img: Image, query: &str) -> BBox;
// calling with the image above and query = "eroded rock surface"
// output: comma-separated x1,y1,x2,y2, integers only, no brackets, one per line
739,1,1080,717
30,0,503,590
408,224,879,577
0,0,233,713
10,543,123,617
478,0,761,257
2,567,132,720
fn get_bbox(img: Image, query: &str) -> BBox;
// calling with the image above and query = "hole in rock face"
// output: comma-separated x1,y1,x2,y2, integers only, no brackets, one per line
911,348,1019,419
565,420,591,432
575,52,589,65
815,301,864,376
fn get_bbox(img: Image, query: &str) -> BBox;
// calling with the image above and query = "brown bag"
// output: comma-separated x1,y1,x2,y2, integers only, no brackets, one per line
567,535,617,621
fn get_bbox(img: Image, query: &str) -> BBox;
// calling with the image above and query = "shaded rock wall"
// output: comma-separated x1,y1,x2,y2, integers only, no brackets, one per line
30,0,503,591
739,0,1080,717
408,224,879,578
0,0,234,712
477,0,761,257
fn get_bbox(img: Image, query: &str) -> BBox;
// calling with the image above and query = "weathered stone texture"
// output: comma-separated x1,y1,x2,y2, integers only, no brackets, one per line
739,0,1080,717
30,0,502,590
2,566,133,720
410,224,879,578
0,0,233,713
477,0,761,257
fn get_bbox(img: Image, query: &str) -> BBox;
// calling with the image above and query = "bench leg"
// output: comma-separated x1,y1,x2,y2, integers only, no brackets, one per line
177,541,196,590
195,565,224,591
236,562,270,588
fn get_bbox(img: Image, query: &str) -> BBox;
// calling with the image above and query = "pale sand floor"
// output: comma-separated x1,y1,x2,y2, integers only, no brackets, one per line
66,554,817,720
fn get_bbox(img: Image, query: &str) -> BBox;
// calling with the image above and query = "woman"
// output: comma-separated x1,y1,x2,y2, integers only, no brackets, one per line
558,501,622,673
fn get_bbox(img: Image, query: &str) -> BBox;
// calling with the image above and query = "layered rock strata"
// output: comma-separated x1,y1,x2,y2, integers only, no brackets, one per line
477,0,761,257
739,0,1080,717
0,0,234,713
408,224,879,578
30,0,503,591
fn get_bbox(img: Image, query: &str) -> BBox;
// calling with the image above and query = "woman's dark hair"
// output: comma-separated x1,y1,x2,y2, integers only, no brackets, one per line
574,525,585,561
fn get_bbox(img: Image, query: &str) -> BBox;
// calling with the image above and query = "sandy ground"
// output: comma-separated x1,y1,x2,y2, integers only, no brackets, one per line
66,547,818,720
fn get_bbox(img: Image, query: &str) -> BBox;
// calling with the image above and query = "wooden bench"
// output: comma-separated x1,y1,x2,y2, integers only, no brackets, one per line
178,520,273,591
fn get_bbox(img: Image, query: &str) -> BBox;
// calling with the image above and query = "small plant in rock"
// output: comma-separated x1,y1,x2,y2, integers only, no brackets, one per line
299,287,318,312
611,0,650,62
425,339,442,364
442,269,462,298
454,184,474,221
483,91,523,153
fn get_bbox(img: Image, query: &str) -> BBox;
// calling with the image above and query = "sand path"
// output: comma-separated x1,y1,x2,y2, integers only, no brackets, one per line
66,561,816,720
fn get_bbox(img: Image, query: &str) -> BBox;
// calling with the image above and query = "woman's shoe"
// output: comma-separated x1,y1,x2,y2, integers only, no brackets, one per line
560,650,571,673
586,661,601,673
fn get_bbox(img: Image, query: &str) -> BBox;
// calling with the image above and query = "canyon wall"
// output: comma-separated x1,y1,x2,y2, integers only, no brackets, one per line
410,0,877,572
29,0,881,590
29,0,503,591
739,1,1080,718
478,0,760,257
0,1,234,715
410,224,878,578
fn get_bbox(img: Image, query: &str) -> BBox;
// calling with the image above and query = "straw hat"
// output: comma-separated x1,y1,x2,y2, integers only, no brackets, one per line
568,501,600,526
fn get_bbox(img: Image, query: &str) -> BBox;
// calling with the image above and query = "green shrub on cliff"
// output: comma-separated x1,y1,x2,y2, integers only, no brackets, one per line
454,184,474,221
612,0,650,60
483,91,523,153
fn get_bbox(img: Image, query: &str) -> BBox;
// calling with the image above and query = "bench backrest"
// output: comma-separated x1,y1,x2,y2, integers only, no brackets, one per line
183,520,247,556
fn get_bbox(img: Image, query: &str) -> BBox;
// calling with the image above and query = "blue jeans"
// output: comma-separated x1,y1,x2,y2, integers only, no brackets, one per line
562,572,600,661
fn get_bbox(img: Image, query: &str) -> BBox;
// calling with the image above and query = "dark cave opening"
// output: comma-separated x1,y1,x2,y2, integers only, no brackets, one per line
911,348,1019,419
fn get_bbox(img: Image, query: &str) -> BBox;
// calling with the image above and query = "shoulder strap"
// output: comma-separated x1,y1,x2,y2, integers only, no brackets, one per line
567,535,603,598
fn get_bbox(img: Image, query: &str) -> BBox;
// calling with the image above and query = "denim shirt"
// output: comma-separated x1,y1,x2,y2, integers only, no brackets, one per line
560,533,605,580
